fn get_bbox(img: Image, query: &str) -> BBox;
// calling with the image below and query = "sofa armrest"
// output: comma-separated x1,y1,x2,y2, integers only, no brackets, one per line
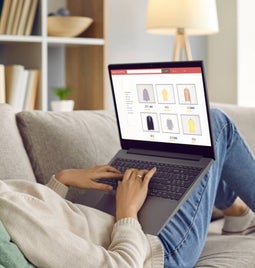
0,104,36,182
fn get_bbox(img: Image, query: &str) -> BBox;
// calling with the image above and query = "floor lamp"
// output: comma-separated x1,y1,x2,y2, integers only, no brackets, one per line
146,0,219,61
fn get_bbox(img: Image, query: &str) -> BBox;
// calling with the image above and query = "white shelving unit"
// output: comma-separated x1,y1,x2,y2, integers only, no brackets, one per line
0,0,105,110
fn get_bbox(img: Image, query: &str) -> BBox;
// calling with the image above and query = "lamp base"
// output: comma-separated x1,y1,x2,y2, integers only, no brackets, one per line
173,28,192,61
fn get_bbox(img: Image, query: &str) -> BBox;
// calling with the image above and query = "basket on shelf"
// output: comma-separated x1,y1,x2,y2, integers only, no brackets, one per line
47,16,93,37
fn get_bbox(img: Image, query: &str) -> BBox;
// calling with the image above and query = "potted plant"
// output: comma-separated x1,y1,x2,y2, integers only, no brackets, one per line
51,87,75,111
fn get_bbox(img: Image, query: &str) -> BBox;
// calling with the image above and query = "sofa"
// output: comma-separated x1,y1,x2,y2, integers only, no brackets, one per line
0,102,255,267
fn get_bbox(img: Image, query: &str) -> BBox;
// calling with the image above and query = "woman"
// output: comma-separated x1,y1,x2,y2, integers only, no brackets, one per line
0,108,255,267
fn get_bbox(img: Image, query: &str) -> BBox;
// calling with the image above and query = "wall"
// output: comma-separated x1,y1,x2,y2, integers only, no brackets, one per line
237,0,255,106
105,0,208,109
207,0,237,104
207,0,255,107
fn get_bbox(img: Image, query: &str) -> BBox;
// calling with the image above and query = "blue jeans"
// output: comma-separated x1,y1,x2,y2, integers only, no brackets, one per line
158,108,255,267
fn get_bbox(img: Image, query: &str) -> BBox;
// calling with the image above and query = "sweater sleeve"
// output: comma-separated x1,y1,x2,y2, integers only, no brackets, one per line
110,219,164,267
46,175,69,198
1,198,159,267
0,180,164,268
108,218,150,267
44,177,164,267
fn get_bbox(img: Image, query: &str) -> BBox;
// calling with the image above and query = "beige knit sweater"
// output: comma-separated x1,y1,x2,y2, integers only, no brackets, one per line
0,177,164,267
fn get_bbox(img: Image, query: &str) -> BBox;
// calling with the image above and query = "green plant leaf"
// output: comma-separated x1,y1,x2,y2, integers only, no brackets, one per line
52,87,72,100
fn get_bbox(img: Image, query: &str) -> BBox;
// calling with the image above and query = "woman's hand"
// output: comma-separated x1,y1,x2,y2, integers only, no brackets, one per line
55,165,122,192
115,167,156,221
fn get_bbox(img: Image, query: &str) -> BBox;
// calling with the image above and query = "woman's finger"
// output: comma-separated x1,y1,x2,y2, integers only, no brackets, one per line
97,165,121,174
122,168,136,181
143,167,157,185
134,170,147,181
91,181,113,192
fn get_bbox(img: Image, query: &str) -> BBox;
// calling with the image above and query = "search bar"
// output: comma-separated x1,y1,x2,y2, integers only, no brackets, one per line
126,69,162,74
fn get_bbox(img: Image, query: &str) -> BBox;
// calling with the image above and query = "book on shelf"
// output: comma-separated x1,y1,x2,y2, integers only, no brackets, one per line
0,64,5,103
11,0,24,35
4,64,40,111
0,0,11,34
34,74,41,110
17,69,29,110
16,0,31,35
24,0,38,35
5,0,18,34
23,69,40,111
0,0,38,35
5,64,25,110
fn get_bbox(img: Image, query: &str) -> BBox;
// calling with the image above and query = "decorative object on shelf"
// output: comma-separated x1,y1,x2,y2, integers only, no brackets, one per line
51,86,75,112
146,0,219,61
48,7,70,17
47,16,93,37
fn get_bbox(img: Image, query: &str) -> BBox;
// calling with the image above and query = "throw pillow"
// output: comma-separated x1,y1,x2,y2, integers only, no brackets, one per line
0,221,34,268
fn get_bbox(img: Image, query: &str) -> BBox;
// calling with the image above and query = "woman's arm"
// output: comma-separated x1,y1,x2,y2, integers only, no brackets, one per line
55,165,122,191
40,166,161,267
2,178,162,268
116,167,156,221
52,165,156,221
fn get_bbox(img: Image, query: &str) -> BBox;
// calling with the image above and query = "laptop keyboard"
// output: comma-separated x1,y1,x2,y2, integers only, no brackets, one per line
100,158,202,200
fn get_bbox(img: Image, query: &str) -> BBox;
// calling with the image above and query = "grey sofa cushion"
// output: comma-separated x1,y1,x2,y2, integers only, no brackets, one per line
196,235,255,267
0,104,35,182
16,110,120,186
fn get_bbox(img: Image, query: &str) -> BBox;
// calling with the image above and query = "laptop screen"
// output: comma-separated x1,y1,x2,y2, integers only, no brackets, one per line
109,61,215,158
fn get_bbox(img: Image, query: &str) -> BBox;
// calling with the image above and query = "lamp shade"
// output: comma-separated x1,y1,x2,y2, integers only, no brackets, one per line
147,0,219,35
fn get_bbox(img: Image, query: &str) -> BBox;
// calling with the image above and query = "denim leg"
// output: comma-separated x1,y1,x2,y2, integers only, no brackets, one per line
214,179,237,210
215,117,255,211
158,108,255,267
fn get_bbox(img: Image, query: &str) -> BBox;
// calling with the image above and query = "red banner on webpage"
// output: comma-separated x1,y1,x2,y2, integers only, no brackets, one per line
111,67,201,75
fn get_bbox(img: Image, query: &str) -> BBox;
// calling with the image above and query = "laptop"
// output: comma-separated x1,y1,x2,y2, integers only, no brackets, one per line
95,60,215,235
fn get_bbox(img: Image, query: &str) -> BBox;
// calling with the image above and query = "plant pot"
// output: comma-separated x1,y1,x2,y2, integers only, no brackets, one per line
51,100,75,112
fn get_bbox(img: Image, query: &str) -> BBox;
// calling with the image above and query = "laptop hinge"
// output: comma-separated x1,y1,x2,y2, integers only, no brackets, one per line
127,148,202,161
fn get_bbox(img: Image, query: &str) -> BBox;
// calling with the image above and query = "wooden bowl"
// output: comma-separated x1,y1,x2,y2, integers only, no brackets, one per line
47,16,93,37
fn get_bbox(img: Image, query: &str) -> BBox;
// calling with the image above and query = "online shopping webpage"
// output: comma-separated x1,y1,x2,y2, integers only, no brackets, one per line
111,67,211,146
